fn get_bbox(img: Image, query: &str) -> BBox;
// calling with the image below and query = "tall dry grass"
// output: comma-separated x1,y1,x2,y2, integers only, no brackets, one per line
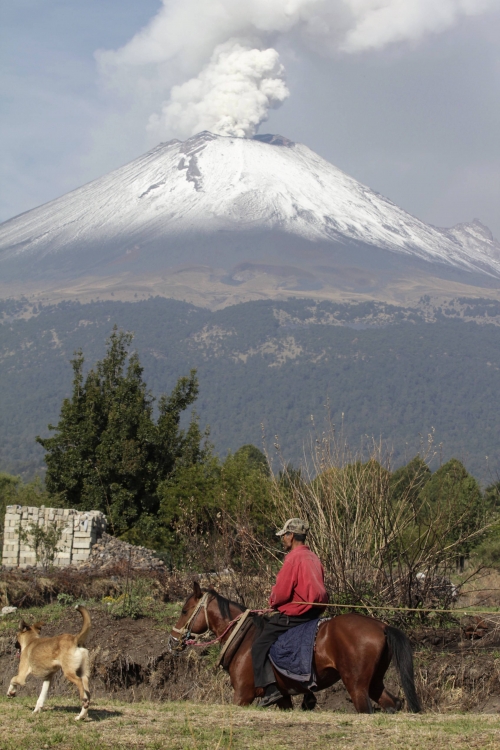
266,429,488,618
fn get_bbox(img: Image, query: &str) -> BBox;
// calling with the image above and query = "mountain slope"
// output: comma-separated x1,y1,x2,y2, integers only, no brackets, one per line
2,296,500,481
1,131,499,306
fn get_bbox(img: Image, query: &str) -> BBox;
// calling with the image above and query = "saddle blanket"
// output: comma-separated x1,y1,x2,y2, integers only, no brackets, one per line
269,618,320,684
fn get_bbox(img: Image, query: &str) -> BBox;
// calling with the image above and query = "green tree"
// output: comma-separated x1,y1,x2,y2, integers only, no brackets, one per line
0,473,21,549
474,480,500,567
233,445,270,476
0,472,20,518
0,474,60,527
390,456,431,507
36,328,202,534
484,480,500,515
129,444,273,565
217,447,272,532
418,458,485,567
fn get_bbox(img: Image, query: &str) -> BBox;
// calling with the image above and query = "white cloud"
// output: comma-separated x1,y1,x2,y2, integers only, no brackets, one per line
342,0,499,51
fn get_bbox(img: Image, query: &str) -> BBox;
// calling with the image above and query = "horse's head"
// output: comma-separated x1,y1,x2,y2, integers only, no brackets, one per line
170,581,211,651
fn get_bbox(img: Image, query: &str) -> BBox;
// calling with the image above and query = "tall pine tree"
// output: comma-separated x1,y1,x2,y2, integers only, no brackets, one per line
37,328,204,534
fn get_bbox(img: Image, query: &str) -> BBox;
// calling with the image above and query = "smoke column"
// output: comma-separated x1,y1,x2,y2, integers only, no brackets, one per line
97,0,499,140
148,42,289,139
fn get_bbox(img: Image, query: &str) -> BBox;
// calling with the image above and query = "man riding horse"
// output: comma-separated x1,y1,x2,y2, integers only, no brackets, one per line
171,522,421,712
252,517,329,707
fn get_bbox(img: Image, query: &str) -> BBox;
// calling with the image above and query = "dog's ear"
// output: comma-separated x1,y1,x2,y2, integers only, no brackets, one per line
32,621,45,632
193,581,202,599
19,620,30,632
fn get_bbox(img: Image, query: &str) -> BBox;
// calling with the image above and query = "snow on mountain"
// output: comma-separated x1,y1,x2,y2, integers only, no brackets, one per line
0,131,499,284
437,219,500,265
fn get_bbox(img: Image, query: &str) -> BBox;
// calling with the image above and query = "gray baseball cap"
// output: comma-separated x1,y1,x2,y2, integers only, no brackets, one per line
275,518,309,537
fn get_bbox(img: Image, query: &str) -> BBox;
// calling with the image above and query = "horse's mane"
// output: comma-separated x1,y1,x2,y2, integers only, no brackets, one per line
205,589,245,621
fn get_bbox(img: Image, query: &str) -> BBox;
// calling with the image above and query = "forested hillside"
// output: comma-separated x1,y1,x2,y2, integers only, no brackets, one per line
1,296,500,480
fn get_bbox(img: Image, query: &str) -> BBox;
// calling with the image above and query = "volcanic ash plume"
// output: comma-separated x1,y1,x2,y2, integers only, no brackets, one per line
147,42,289,140
98,0,499,142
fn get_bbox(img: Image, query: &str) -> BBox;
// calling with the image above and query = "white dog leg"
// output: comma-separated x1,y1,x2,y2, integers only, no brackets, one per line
33,679,51,713
7,683,17,697
75,702,89,721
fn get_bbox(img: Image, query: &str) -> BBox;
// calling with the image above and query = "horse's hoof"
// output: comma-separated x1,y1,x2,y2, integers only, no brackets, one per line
301,693,317,711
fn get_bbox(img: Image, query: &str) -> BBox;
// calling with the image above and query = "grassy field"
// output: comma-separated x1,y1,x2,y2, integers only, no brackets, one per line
0,697,499,750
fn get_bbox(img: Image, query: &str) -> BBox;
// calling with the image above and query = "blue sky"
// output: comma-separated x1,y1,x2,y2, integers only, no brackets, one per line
1,0,499,236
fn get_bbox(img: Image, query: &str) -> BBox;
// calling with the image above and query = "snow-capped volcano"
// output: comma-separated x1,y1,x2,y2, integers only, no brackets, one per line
1,131,499,305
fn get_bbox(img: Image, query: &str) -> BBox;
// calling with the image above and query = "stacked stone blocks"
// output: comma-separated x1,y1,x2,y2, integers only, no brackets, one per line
2,506,107,568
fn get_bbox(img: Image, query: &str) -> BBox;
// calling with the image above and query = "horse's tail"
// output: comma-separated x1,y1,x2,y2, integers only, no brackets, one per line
385,626,421,713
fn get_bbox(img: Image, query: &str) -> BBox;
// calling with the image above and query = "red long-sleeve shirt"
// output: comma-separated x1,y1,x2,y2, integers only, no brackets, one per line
269,544,329,616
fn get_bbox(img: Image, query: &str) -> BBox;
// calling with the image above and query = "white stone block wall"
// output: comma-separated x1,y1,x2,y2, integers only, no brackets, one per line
1,506,107,568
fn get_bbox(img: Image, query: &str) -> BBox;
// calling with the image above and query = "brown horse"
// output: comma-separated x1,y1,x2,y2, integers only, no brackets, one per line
170,582,421,713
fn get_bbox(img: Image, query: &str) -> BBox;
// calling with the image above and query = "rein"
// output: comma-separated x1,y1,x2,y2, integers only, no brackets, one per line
185,612,244,648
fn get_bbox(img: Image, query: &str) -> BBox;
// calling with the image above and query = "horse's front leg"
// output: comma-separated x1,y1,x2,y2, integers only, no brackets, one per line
276,695,293,710
230,646,260,706
232,685,256,706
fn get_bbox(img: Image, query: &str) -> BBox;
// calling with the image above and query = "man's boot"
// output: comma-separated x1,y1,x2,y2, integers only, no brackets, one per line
258,683,283,707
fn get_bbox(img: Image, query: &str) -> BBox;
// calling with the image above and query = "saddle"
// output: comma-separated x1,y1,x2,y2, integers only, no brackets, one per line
218,612,262,671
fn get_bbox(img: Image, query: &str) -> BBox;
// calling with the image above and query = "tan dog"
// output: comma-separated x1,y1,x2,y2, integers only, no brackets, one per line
7,605,91,720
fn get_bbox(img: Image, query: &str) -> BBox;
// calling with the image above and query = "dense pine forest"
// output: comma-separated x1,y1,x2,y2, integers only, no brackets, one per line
1,295,500,481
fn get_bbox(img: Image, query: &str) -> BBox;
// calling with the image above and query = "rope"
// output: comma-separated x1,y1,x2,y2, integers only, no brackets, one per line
284,601,500,617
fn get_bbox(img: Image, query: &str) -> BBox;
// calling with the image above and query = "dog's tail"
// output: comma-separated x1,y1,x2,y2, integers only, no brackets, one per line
75,605,91,646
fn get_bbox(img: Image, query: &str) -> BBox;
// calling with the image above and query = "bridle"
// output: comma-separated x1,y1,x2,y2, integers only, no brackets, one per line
170,590,274,661
171,591,211,647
